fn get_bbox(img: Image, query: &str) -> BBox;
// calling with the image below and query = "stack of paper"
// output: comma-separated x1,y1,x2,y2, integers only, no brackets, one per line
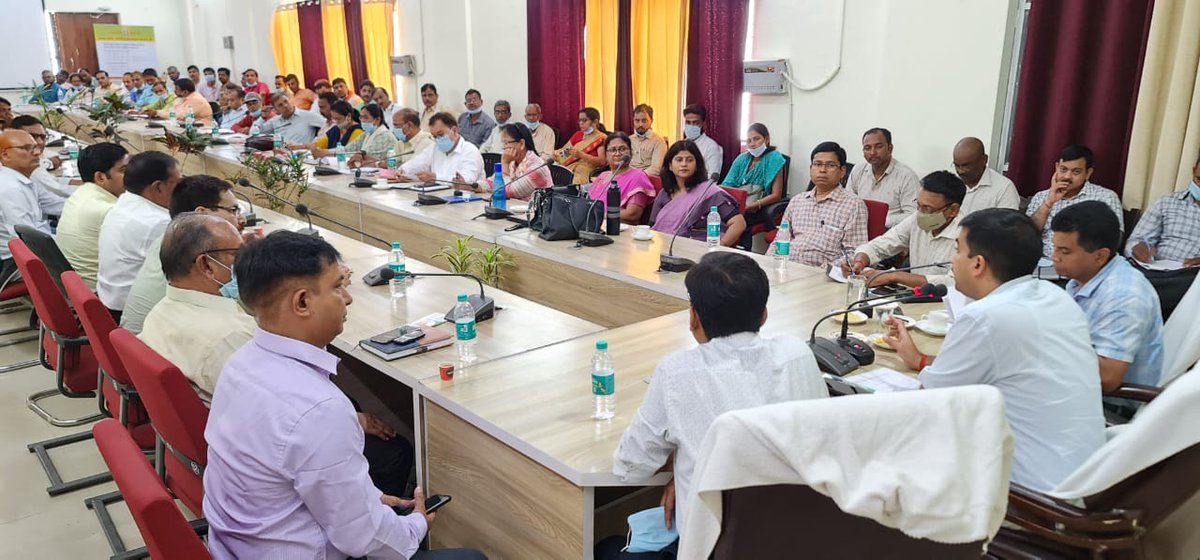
845,368,921,392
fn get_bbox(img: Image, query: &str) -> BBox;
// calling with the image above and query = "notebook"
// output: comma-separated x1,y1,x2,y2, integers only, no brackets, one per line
359,324,453,361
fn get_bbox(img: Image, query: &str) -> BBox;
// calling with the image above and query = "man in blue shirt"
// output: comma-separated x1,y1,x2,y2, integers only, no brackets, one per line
37,70,61,102
1051,201,1164,392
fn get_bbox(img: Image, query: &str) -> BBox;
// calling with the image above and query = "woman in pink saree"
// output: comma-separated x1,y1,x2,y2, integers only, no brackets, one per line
587,132,657,224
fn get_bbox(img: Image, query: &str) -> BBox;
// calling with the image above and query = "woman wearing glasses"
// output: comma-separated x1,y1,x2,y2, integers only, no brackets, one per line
587,132,657,224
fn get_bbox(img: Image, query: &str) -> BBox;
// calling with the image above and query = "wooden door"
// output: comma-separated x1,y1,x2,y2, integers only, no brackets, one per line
50,12,120,73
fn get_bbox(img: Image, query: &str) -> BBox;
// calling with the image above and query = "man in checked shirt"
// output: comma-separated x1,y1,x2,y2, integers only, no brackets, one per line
1126,156,1200,269
778,141,868,269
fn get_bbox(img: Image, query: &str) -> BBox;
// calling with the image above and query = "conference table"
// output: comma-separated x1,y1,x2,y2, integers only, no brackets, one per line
20,104,946,559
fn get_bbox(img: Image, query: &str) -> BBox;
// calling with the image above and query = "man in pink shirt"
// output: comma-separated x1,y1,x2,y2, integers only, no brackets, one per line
154,78,214,127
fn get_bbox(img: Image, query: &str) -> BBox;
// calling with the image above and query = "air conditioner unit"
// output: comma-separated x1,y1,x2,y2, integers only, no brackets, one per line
391,55,417,77
742,59,789,95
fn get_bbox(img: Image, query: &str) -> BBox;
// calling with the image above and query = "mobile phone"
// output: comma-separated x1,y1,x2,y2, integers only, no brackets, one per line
369,325,423,345
393,494,452,516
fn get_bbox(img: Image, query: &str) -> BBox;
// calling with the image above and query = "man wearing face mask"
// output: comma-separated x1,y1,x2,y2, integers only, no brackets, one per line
682,104,723,178
122,175,246,335
386,109,431,166
1125,156,1200,269
629,104,668,177
230,92,273,134
456,89,496,148
397,112,484,184
196,66,221,103
478,100,512,154
843,170,966,288
522,103,556,160
219,85,248,127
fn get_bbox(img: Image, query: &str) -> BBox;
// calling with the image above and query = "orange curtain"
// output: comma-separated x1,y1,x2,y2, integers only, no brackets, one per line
361,0,395,88
585,0,620,126
270,4,305,85
630,0,688,141
322,0,355,87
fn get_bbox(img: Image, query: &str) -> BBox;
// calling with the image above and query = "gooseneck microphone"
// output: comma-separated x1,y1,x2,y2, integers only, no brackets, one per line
237,178,316,236
378,267,496,323
293,203,318,236
658,181,717,273
806,283,948,375
231,190,259,226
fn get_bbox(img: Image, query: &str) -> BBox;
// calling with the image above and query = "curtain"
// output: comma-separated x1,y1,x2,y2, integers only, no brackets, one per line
270,4,305,86
686,0,748,174
613,0,634,133
1123,0,1200,209
631,0,689,142
343,0,370,90
322,0,355,87
361,0,396,88
1005,0,1155,199
585,0,620,129
298,1,329,86
527,0,585,140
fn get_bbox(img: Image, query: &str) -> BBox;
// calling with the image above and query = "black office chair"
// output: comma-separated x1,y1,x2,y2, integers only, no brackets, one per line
549,164,575,186
482,152,502,172
208,102,220,118
15,224,74,296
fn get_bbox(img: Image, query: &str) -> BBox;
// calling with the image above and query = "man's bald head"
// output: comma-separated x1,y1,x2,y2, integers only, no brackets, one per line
0,130,41,175
952,136,989,188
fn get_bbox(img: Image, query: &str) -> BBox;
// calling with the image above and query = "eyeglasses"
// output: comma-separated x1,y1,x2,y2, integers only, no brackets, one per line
27,134,47,142
501,139,522,147
200,248,240,256
206,204,242,215
810,161,842,170
608,146,630,154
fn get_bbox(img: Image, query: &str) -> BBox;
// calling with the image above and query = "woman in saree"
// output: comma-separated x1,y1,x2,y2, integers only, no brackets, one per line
554,107,608,184
587,132,656,224
649,140,746,247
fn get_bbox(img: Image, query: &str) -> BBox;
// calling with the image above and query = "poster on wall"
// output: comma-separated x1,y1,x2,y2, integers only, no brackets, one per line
94,24,159,75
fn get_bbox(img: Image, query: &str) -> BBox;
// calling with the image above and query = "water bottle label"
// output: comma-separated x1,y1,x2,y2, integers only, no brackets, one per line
336,152,347,162
455,319,476,341
592,371,614,396
707,224,720,238
388,262,404,274
776,241,790,256
387,157,397,168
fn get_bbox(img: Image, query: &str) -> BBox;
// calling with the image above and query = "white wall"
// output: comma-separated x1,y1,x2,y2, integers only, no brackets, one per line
42,0,190,72
750,0,1017,194
182,0,278,79
394,0,528,114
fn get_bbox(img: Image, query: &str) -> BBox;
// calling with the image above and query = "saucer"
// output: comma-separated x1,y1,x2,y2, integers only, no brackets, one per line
632,233,653,241
868,332,895,351
889,314,917,328
915,320,949,336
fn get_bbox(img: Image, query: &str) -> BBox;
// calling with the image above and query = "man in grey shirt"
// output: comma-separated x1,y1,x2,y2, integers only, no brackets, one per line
258,93,328,146
456,89,495,147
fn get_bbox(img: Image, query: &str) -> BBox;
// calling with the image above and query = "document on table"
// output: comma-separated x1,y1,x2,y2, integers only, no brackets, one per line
845,368,921,393
828,265,848,283
1139,259,1185,271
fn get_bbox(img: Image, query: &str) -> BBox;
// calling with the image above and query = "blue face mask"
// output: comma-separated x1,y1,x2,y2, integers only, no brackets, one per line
204,75,216,83
1189,181,1200,202
207,256,240,299
584,127,595,136
250,109,262,118
435,135,454,153
465,106,482,115
392,127,408,142
362,123,377,133
623,506,677,554
748,144,767,158
683,124,702,140
525,120,539,131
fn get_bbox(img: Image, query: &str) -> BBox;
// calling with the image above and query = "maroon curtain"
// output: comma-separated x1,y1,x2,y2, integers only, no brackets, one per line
343,0,370,87
612,0,634,134
686,0,748,175
526,0,585,141
297,1,329,87
1006,0,1154,198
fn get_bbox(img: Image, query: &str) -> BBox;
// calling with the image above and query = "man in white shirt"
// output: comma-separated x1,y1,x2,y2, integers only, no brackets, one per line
195,66,221,103
951,136,1019,216
10,115,74,202
682,104,723,179
1026,144,1124,256
94,70,128,100
884,208,1105,492
397,112,485,184
0,130,61,282
846,127,921,228
218,85,248,128
478,100,513,154
843,171,965,288
612,252,826,543
97,151,180,317
259,93,329,146
523,104,556,160
371,87,399,127
390,109,433,166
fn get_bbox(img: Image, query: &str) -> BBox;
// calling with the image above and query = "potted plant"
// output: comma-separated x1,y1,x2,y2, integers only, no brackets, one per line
236,152,310,210
432,235,515,288
82,91,135,145
151,126,213,171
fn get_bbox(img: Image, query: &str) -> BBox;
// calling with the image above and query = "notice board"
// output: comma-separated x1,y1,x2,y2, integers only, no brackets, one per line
94,24,159,75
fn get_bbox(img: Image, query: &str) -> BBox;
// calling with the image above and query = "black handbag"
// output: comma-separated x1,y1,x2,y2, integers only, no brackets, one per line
531,187,603,241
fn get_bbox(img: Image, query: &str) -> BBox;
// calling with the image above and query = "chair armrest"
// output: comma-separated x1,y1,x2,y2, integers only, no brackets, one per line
1006,482,1144,540
762,198,791,224
1103,383,1162,403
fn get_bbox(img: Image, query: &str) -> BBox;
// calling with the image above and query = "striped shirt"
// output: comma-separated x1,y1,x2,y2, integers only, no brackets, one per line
1125,190,1200,263
781,187,867,269
1066,257,1163,387
1028,182,1124,256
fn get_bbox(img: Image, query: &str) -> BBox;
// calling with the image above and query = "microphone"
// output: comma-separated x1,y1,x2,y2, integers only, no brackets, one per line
232,190,259,227
837,282,945,344
237,178,317,236
806,283,947,375
658,181,717,273
378,267,495,323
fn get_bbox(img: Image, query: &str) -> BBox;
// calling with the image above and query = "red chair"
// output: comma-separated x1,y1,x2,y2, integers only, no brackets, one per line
10,239,110,496
719,186,748,214
648,174,662,195
111,328,210,517
0,278,39,373
93,419,210,560
864,199,889,240
62,270,156,558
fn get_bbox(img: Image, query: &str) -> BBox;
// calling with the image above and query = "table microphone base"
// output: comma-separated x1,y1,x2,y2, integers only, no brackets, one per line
837,336,875,365
659,254,695,273
297,228,320,237
415,194,447,205
442,294,495,323
578,231,613,246
483,206,512,219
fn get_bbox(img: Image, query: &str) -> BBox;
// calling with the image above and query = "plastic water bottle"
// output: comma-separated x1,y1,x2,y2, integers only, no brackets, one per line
453,294,478,365
185,106,195,130
335,145,347,169
705,206,721,249
591,340,615,420
386,147,397,170
67,140,80,160
491,163,507,210
169,107,176,121
272,132,283,150
210,123,219,139
388,241,408,299
774,220,791,270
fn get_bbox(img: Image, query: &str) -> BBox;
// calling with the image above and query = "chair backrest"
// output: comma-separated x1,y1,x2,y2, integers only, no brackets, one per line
779,153,791,190
110,328,209,515
1084,442,1200,530
712,484,984,559
208,101,220,117
8,239,81,338
648,174,662,195
1139,264,1198,325
720,186,748,214
864,199,889,240
1161,269,1200,384
61,271,128,386
15,224,73,295
549,164,575,186
481,152,502,171
93,419,210,560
